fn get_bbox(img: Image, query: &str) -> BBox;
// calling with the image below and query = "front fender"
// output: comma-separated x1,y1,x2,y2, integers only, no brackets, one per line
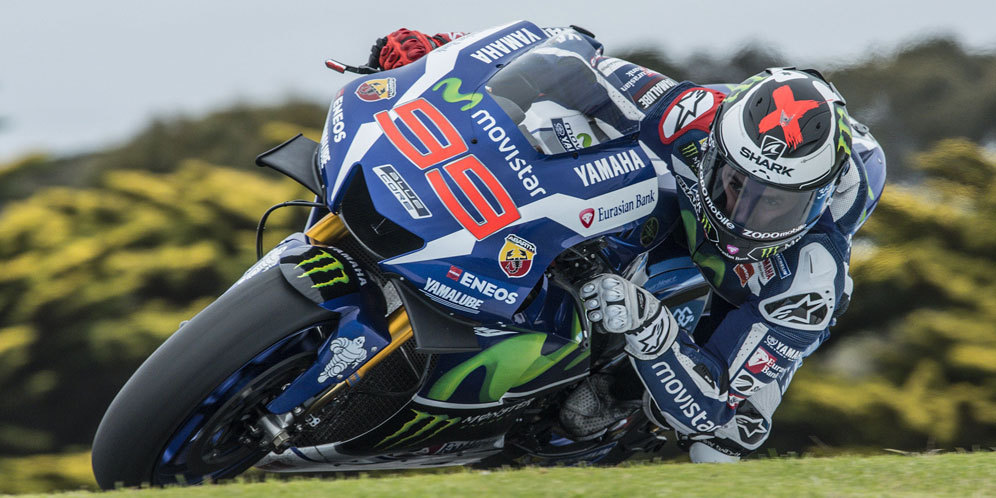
244,234,392,414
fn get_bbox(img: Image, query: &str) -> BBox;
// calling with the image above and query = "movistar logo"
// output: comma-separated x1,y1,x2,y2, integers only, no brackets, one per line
432,77,483,111
376,410,461,449
295,250,349,289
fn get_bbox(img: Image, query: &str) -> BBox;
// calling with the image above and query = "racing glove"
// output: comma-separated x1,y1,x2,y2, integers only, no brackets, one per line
368,29,461,70
581,274,678,361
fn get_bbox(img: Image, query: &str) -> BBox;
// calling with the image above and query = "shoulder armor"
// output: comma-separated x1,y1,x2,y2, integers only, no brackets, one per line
658,87,725,145
757,242,838,331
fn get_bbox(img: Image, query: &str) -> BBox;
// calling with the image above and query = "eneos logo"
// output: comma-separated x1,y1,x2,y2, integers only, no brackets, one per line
499,234,536,278
355,77,397,102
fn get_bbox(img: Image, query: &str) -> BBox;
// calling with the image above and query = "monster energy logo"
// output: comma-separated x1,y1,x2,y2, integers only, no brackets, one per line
700,213,718,242
680,142,698,161
758,246,778,258
432,77,483,111
295,250,349,289
377,410,461,449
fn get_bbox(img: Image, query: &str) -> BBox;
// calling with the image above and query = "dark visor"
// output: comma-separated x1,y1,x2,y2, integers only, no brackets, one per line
700,144,830,237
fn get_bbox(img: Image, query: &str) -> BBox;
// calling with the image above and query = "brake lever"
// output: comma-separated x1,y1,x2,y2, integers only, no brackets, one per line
324,58,380,75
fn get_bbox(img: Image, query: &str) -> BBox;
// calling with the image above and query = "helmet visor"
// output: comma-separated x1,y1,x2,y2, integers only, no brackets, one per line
700,144,830,238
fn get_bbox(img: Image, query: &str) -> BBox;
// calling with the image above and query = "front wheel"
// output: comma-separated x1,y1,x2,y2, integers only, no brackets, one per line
91,265,337,489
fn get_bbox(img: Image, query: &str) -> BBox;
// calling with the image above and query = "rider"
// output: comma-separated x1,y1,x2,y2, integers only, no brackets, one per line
367,27,885,463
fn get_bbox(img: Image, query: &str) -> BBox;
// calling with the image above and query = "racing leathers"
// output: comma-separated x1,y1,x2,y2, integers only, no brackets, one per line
577,58,884,458
374,26,886,459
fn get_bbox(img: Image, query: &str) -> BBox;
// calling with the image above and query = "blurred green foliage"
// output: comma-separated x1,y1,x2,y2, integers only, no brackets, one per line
769,139,996,450
0,451,95,494
0,37,994,491
0,103,321,456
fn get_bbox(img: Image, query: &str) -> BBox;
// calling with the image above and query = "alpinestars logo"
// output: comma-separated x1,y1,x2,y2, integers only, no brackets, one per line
736,414,769,444
763,292,830,326
659,89,718,144
637,318,667,354
758,85,822,149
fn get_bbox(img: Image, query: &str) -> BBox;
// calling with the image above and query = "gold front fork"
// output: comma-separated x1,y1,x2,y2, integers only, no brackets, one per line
305,212,349,245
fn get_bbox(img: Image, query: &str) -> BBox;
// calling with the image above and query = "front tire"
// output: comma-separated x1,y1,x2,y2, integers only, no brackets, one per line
91,265,336,489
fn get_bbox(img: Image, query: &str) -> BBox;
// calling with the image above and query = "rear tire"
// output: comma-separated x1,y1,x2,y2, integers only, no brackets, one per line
91,265,337,489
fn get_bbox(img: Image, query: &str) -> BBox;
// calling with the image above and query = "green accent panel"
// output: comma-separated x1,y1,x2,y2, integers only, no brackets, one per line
564,349,590,371
376,410,462,449
571,311,583,343
680,209,698,248
694,251,727,288
836,107,853,157
428,333,580,403
723,74,766,105
681,208,725,287
432,77,483,111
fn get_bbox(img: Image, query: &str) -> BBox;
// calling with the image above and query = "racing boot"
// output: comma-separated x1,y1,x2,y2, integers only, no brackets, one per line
646,392,741,463
559,374,641,439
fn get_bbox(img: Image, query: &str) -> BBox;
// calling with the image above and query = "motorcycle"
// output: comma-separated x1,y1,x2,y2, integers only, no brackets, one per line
91,20,713,489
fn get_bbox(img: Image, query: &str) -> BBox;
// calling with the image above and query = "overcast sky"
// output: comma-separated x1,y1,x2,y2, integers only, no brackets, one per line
2,0,994,163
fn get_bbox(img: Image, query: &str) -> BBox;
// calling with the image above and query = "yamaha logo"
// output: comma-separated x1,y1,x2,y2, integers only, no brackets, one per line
760,135,787,160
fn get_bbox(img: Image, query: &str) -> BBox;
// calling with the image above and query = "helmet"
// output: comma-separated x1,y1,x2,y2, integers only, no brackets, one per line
695,68,852,262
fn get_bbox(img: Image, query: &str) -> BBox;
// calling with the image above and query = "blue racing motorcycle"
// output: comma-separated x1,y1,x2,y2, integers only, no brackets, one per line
91,21,712,488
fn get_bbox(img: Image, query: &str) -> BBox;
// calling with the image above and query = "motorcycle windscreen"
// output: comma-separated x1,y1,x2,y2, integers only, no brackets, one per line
484,34,641,155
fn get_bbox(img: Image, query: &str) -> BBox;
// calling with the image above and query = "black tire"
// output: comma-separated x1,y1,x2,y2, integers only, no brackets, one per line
91,265,337,489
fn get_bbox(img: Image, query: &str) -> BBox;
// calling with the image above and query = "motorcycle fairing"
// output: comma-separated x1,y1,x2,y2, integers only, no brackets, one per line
318,20,668,322
257,19,712,467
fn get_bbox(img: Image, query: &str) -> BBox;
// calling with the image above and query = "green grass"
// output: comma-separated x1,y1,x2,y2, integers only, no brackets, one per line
9,452,996,497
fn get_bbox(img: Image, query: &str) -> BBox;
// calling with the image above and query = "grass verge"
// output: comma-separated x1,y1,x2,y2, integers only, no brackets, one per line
7,451,995,497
